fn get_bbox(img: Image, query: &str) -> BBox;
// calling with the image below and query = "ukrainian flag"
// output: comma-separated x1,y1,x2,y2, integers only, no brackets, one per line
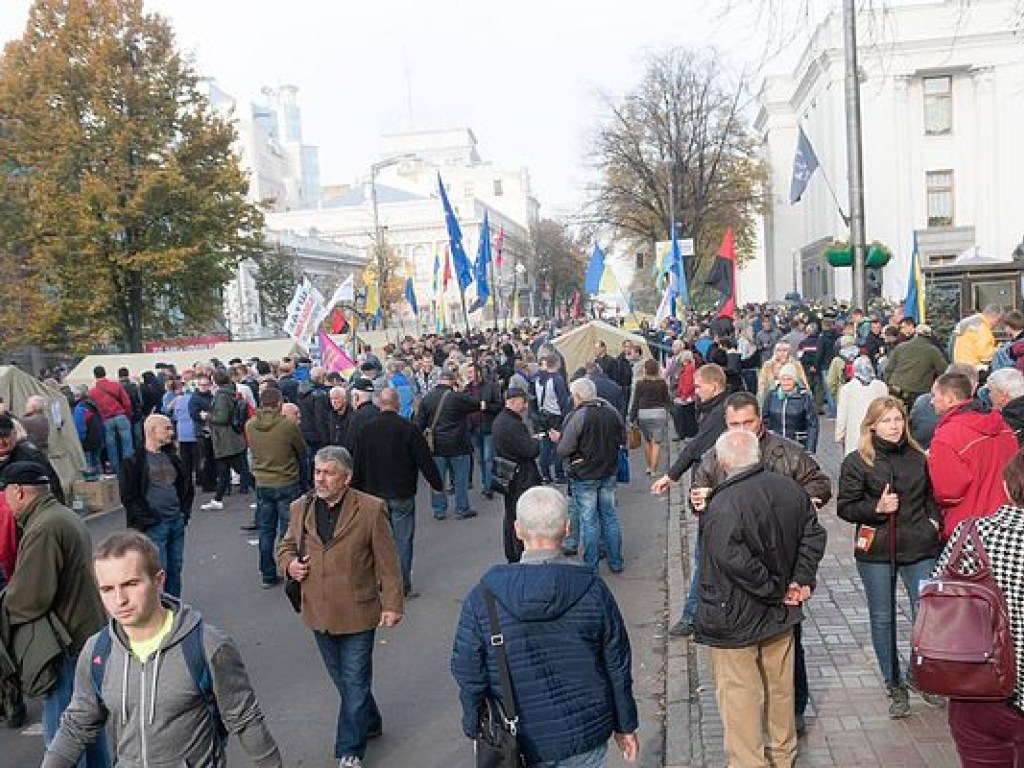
903,234,925,323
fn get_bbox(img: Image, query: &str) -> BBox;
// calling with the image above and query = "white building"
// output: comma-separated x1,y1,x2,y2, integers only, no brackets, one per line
756,0,1024,309
267,128,539,323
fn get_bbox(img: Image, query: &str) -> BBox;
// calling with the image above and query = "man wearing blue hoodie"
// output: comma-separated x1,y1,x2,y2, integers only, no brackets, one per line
43,531,282,768
451,486,639,767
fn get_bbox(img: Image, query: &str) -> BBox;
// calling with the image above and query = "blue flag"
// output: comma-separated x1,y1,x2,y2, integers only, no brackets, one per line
404,277,419,315
469,213,491,312
668,225,688,314
437,173,473,291
789,126,820,204
584,244,606,295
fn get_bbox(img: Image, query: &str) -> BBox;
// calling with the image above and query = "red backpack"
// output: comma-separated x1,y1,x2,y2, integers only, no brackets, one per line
911,520,1016,700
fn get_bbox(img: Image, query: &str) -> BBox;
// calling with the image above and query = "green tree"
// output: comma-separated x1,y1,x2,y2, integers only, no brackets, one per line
0,0,263,352
251,247,301,331
587,48,766,311
530,218,587,318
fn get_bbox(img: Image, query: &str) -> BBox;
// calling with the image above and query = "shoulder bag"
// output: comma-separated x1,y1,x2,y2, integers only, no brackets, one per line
910,519,1016,700
424,391,450,453
284,495,314,613
476,584,525,768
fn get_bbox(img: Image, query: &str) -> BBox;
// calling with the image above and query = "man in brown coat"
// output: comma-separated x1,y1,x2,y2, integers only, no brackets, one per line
276,445,402,768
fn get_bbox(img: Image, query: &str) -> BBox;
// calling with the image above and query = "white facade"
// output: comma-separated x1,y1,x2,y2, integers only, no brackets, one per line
266,128,538,321
756,0,1024,303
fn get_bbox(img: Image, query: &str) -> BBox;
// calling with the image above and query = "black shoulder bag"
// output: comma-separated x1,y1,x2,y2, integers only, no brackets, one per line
284,496,313,613
476,584,525,768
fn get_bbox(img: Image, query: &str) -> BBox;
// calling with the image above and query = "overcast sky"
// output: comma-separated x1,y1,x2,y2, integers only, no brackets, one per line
1,0,811,216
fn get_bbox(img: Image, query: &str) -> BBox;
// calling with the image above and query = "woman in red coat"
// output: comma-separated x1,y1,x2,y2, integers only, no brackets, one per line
672,351,698,439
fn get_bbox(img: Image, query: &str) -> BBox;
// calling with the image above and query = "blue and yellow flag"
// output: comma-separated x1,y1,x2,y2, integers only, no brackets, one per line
903,234,925,323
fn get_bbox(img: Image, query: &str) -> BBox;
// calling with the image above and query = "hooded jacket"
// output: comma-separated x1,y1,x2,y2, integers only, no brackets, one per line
296,380,331,445
668,390,728,481
763,384,819,452
451,558,638,765
1000,395,1024,446
928,400,1019,537
244,408,306,488
42,600,282,768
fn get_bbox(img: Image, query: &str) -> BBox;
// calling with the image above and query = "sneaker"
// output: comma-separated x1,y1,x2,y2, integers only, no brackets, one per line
249,503,257,509
456,510,478,520
482,489,494,500
200,499,224,511
887,684,911,718
668,618,694,638
260,578,281,590
239,523,258,532
403,587,420,600
338,758,362,768
907,677,946,708
562,546,578,557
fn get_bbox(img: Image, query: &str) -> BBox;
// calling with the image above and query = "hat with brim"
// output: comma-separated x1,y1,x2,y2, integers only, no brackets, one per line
0,460,50,489
351,379,375,393
505,387,534,401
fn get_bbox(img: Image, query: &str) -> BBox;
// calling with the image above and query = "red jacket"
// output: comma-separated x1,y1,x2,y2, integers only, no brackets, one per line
89,377,132,420
928,401,1019,538
675,361,696,403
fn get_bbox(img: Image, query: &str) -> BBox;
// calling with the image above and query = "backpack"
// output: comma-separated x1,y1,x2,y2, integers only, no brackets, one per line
910,520,1016,700
230,392,254,434
91,620,229,746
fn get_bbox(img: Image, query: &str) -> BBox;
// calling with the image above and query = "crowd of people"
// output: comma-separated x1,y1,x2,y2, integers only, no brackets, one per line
2,297,1024,766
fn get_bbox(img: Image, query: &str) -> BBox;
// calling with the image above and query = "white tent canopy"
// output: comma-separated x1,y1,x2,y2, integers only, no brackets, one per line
65,339,307,385
551,320,652,378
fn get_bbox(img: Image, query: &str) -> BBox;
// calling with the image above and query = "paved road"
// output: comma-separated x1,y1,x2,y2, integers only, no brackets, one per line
3,456,671,767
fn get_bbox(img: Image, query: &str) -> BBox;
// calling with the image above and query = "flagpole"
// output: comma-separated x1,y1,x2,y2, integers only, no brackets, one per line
459,285,471,336
488,257,499,330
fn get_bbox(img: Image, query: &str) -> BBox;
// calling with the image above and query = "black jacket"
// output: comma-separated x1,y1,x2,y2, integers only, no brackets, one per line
187,389,213,435
588,371,624,414
278,374,299,405
492,407,544,493
345,402,380,454
351,411,443,499
668,391,728,481
466,378,503,434
416,385,480,456
324,406,353,449
556,399,625,480
297,381,331,445
695,465,827,648
119,445,194,530
1001,395,1024,446
763,386,819,453
836,436,942,564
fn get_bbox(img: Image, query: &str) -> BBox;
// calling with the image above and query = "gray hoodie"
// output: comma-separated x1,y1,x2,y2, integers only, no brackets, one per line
43,599,282,768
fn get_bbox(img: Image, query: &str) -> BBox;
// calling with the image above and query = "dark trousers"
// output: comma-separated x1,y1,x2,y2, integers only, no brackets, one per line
949,699,1024,767
794,622,808,716
214,450,252,501
197,434,216,491
179,441,198,489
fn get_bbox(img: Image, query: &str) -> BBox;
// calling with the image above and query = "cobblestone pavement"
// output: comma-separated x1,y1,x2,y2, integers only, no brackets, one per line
663,421,961,767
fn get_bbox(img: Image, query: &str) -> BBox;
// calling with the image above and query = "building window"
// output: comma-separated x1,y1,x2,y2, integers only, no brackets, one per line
923,75,952,135
493,179,504,197
926,170,954,227
463,182,474,198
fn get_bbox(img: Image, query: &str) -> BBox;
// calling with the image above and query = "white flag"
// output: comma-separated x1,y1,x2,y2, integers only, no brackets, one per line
327,274,355,309
282,279,326,342
653,284,673,326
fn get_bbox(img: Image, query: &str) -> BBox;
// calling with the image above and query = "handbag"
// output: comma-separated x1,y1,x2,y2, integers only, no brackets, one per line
423,391,450,453
284,497,312,613
628,425,642,450
476,585,525,768
490,456,519,497
910,519,1016,700
617,446,630,484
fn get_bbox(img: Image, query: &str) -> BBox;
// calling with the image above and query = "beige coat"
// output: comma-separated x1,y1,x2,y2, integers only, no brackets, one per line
277,488,403,635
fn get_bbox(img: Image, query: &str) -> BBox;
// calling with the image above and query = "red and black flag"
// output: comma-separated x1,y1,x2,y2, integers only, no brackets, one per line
705,227,737,318
330,307,349,334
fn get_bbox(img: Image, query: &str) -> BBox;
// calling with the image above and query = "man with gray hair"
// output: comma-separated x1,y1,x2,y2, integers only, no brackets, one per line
697,430,826,768
555,376,627,571
277,445,403,768
987,367,1024,445
451,486,640,767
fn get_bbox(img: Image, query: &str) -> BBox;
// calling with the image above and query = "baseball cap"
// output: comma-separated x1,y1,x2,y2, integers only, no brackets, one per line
0,460,51,489
351,378,375,393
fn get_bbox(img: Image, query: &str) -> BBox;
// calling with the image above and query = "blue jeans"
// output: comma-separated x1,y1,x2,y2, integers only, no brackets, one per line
820,371,836,417
472,431,494,490
256,483,300,583
146,517,186,599
534,743,609,768
856,557,936,687
570,476,622,571
314,629,381,760
539,434,565,481
43,653,110,768
103,413,134,475
386,497,416,591
682,529,703,622
82,449,102,477
431,454,471,518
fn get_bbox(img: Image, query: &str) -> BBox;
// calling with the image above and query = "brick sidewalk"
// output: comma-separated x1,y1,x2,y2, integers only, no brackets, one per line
663,424,960,767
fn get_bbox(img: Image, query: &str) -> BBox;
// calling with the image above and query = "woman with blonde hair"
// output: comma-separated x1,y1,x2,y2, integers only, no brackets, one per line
629,357,672,474
837,395,944,719
757,341,809,401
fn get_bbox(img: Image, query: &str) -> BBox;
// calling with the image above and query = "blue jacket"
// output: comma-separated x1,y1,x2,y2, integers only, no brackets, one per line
389,372,415,419
451,559,638,765
763,385,819,453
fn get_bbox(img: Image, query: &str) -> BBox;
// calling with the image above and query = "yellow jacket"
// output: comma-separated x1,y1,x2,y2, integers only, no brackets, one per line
952,315,996,369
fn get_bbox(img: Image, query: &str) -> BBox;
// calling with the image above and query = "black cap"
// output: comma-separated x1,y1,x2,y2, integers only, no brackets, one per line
0,460,51,489
0,414,14,437
505,387,534,401
351,378,375,393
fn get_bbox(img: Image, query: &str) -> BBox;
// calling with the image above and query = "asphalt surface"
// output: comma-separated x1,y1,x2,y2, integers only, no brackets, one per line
3,456,671,768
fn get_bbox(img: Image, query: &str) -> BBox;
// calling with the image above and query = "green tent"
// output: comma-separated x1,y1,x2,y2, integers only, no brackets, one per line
0,366,84,491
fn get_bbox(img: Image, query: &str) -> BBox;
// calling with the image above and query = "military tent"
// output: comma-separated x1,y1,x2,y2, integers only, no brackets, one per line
64,339,307,386
0,366,84,490
551,320,652,378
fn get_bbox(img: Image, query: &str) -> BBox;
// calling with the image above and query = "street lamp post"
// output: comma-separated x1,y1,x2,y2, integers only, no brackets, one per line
369,154,416,330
